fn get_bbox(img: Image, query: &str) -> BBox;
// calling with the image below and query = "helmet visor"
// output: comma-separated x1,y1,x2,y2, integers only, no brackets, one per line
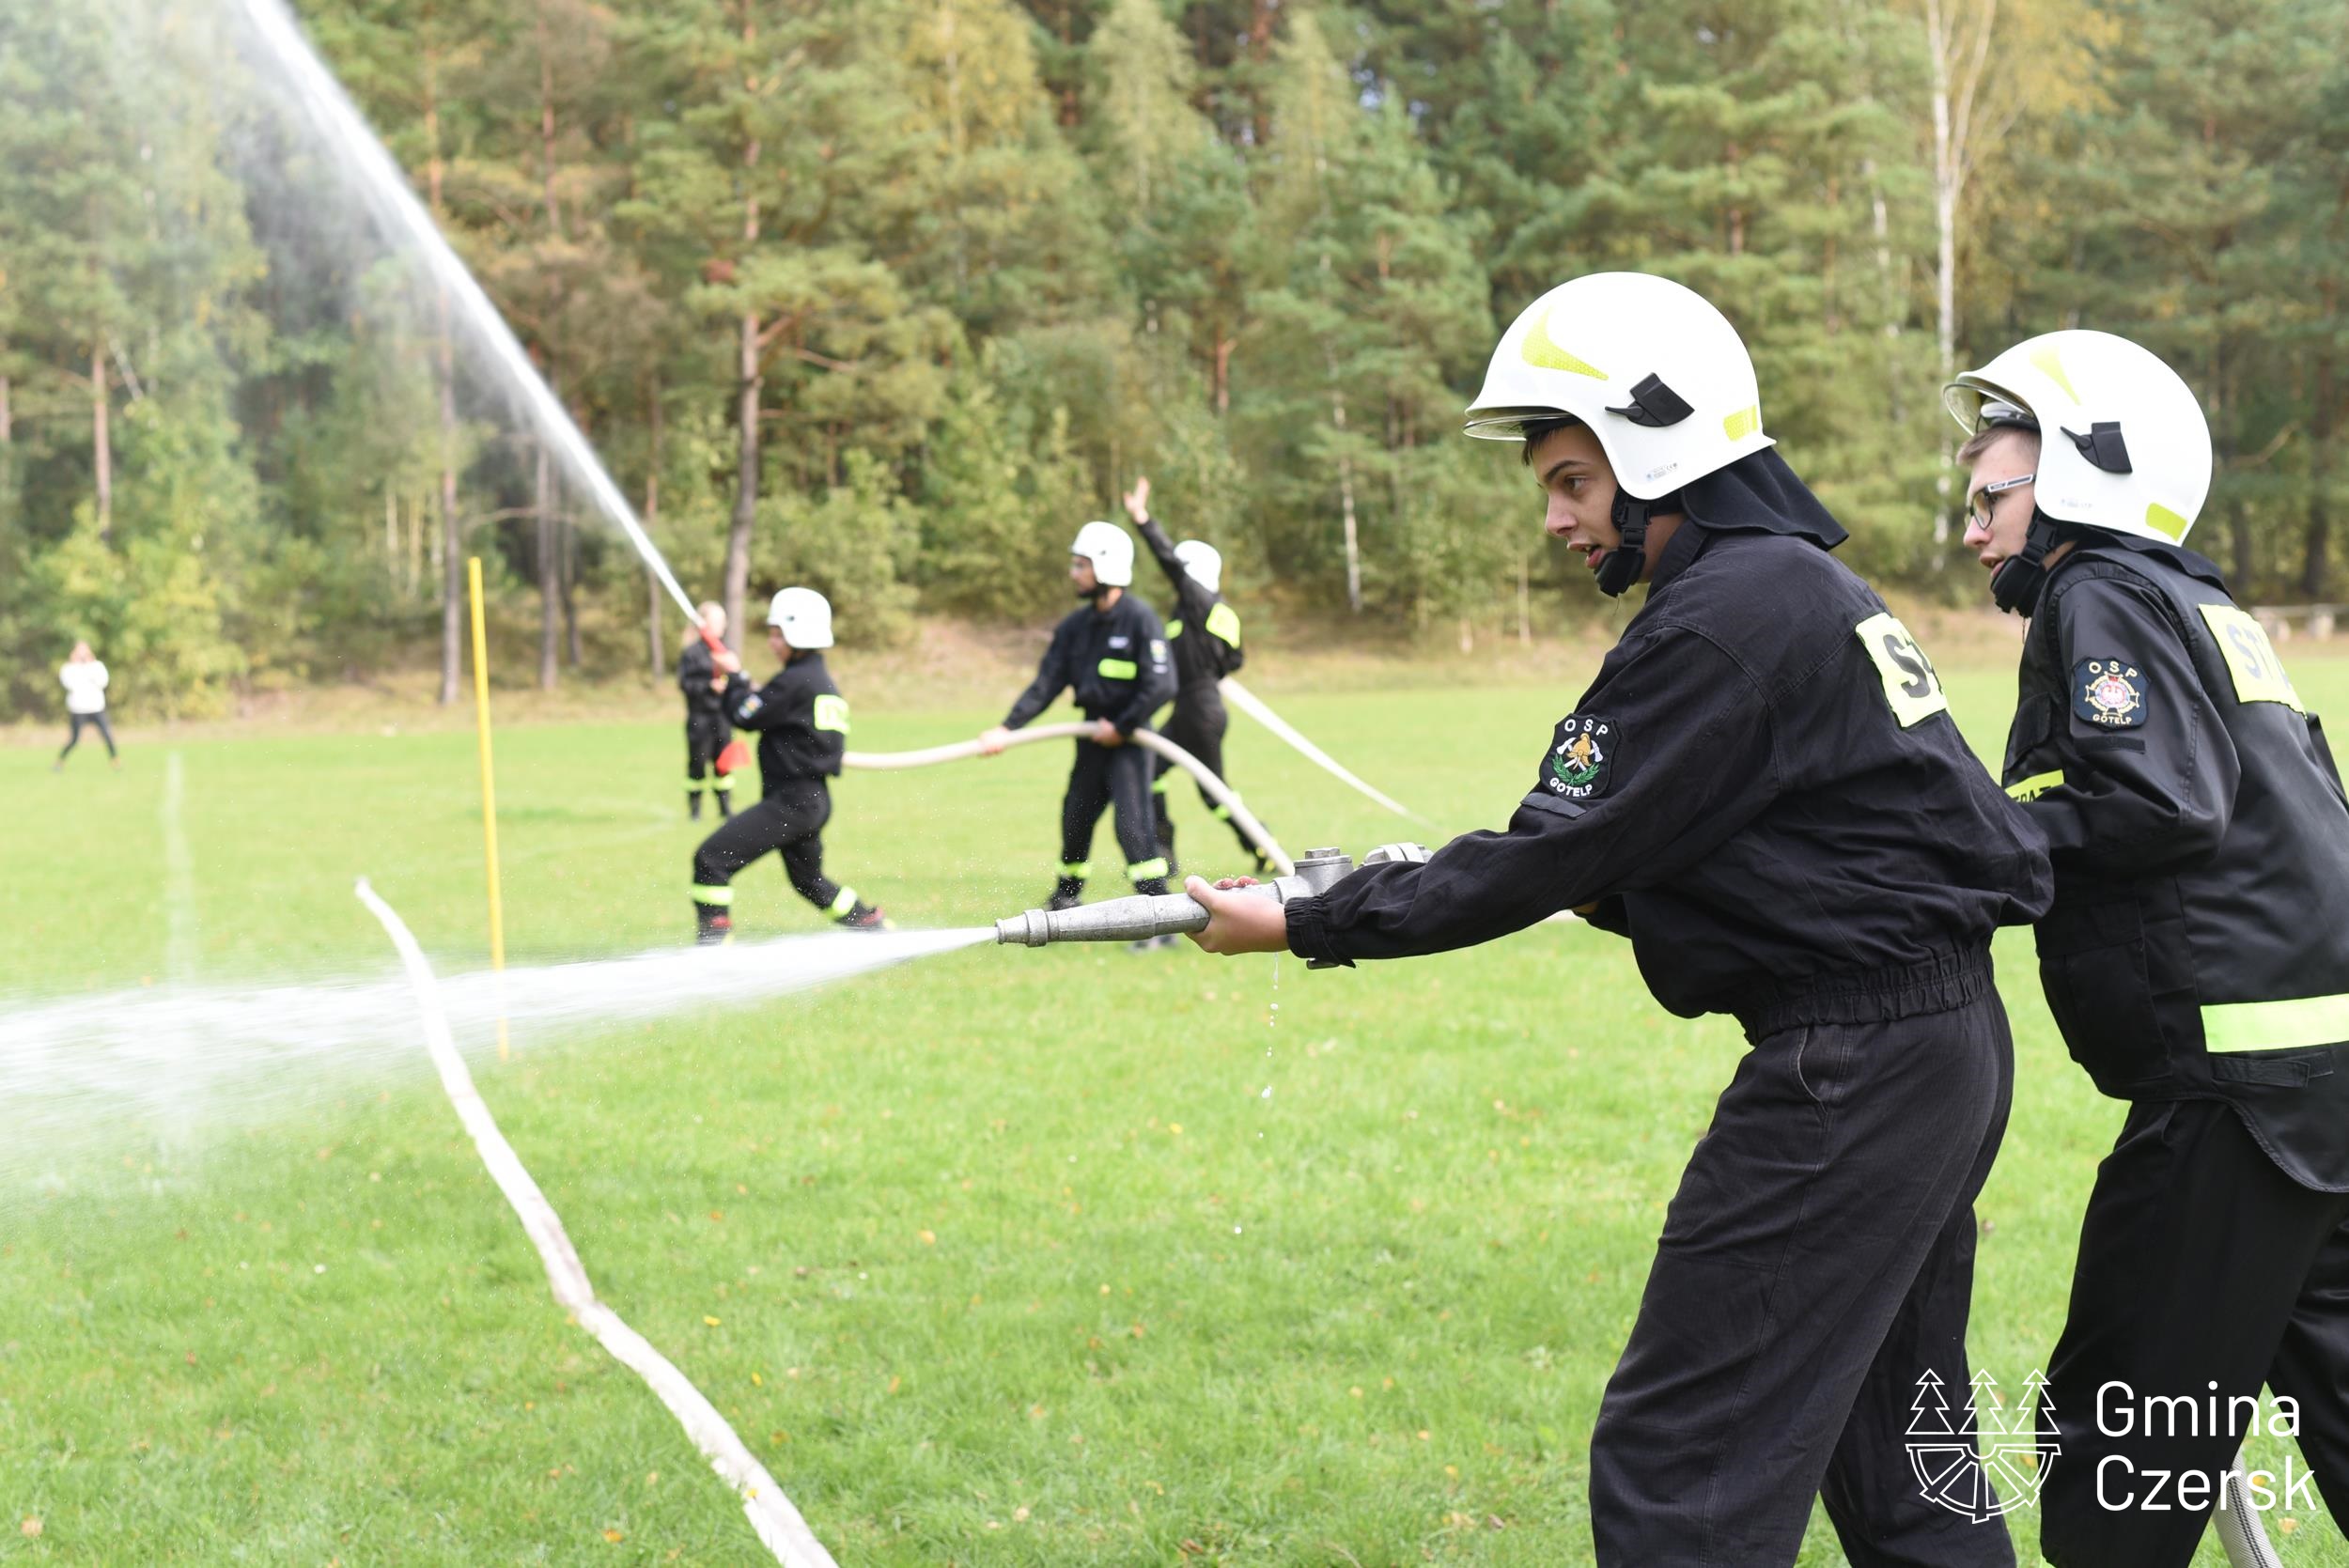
1462,406,1579,442
1943,379,2039,437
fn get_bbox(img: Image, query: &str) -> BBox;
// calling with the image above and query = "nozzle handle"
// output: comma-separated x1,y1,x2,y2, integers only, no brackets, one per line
994,891,1221,947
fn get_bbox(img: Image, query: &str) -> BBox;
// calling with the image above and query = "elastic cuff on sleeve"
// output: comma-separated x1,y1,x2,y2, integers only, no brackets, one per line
1283,895,1353,968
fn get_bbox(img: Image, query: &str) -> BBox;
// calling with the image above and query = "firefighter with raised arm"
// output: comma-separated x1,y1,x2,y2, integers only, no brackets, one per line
1122,476,1271,903
1948,331,2349,1566
978,521,1177,913
1186,272,2053,1567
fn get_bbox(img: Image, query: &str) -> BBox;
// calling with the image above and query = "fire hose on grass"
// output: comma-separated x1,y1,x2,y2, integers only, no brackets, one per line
844,721,1298,877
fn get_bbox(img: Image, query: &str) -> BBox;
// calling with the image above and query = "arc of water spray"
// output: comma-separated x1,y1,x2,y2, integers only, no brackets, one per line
235,0,709,639
244,0,1436,841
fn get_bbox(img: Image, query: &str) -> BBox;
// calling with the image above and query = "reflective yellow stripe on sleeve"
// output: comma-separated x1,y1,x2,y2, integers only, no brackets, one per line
2005,770,2064,802
1165,619,1184,639
1098,659,1139,680
1205,602,1241,647
2202,993,2349,1053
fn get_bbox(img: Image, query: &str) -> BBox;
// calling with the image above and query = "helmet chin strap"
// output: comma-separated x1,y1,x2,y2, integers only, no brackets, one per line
1989,509,2067,616
1594,489,1673,598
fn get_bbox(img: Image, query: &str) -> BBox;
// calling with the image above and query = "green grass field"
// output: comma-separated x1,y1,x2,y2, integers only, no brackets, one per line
4,654,2344,1565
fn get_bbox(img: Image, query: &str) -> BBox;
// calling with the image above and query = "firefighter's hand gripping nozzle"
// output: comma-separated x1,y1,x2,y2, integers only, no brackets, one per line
993,844,1431,964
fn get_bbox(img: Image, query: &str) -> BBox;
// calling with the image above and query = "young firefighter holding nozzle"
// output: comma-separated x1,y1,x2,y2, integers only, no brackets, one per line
978,520,1177,913
1948,332,2349,1566
688,588,889,944
1188,272,2053,1566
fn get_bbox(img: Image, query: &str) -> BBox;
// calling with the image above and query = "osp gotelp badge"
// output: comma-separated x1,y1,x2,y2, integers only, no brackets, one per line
1540,715,1614,800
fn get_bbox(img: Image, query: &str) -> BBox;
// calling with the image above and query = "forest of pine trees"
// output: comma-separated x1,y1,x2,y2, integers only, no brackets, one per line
2,0,2345,717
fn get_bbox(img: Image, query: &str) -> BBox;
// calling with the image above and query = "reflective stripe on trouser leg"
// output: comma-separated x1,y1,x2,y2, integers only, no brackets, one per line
2201,991,2349,1053
1060,861,1090,878
828,886,858,917
692,883,734,906
686,777,707,792
1126,858,1170,882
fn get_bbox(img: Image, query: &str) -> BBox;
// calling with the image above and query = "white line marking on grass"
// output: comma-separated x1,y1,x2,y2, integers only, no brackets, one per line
163,752,197,982
354,878,837,1568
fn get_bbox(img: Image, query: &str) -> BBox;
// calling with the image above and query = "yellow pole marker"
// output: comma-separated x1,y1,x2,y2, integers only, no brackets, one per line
466,557,512,1061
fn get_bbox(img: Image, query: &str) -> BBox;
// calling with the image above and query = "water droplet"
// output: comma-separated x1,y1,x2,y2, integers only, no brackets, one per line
1260,1085,1272,1098
1233,1225,1243,1234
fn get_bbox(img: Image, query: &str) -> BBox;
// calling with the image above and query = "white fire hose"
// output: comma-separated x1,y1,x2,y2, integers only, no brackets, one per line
843,722,1296,877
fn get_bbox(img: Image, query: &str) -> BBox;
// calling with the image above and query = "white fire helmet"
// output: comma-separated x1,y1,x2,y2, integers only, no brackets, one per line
1070,520,1135,587
1174,539,1222,595
1464,272,1774,499
767,586,834,649
1945,330,2212,546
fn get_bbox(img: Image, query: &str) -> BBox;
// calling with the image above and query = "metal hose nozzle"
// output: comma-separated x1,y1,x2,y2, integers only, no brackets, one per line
992,845,1427,950
993,893,1221,947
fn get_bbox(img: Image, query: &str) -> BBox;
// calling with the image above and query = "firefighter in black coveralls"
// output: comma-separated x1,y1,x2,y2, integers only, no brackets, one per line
1120,474,1272,885
678,599,735,821
688,587,889,944
1948,330,2349,1567
1187,272,2054,1567
979,521,1177,911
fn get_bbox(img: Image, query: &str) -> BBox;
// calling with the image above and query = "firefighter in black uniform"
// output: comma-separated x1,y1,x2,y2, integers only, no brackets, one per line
678,600,735,821
1949,330,2349,1567
979,520,1177,910
689,587,888,944
1189,272,2053,1567
1122,475,1270,881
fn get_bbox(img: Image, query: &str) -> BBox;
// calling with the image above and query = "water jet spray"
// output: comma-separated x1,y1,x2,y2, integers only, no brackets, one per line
231,0,725,649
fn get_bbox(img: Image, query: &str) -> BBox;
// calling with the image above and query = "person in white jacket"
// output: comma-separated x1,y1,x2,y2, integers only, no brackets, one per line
54,642,118,770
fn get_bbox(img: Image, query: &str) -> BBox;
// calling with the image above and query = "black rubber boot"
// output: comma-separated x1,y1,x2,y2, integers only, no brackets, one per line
1046,877,1085,912
716,789,733,821
836,902,894,932
688,791,703,821
694,904,732,946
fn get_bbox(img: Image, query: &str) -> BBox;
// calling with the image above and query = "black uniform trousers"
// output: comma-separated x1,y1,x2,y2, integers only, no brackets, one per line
59,711,117,761
1152,694,1263,872
1591,951,2017,1568
685,714,732,796
2038,1098,2349,1568
691,781,848,917
1062,737,1166,888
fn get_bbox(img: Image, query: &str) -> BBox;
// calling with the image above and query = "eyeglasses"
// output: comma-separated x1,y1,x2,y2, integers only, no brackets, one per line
1966,473,2034,532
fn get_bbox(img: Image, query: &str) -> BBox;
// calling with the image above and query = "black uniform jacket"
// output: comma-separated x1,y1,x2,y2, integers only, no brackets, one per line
1284,451,2053,1022
1137,516,1244,706
1003,593,1177,737
678,639,730,720
724,652,848,795
2003,536,2349,1190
